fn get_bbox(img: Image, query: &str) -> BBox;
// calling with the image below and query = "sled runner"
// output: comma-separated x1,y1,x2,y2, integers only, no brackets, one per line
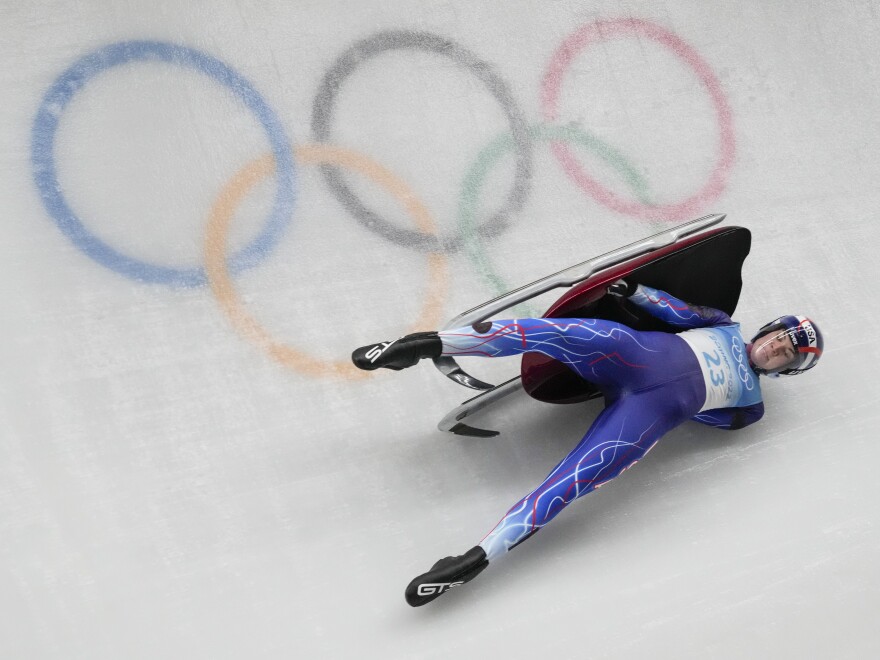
434,213,752,437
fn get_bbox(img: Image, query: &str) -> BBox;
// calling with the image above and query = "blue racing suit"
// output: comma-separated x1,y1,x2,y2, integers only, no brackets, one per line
438,284,764,561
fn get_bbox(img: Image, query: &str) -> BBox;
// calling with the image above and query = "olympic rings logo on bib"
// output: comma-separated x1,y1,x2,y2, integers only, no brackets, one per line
30,22,736,379
731,336,755,391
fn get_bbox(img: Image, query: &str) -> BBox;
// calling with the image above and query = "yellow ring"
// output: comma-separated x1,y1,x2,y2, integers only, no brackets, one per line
205,144,448,379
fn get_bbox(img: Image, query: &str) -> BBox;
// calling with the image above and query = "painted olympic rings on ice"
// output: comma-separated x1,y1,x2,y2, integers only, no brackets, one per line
541,18,735,221
458,123,651,308
32,21,735,378
31,40,296,287
311,29,533,254
206,144,448,379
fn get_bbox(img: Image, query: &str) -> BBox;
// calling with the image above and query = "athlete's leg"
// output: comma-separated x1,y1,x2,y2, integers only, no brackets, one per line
478,391,682,562
439,318,677,390
351,318,683,390
478,391,685,561
404,389,689,605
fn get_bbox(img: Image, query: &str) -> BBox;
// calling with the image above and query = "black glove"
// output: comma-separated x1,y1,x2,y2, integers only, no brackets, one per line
606,278,637,298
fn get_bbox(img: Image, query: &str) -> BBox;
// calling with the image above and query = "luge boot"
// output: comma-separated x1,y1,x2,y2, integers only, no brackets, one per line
404,546,489,607
351,331,442,371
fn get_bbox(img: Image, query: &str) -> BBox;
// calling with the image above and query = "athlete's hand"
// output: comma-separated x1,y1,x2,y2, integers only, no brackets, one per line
606,279,634,298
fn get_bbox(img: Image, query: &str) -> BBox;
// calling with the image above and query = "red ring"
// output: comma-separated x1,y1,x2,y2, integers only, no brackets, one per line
541,17,735,221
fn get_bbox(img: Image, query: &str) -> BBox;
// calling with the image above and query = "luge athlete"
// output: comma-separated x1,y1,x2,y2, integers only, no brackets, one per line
352,280,824,607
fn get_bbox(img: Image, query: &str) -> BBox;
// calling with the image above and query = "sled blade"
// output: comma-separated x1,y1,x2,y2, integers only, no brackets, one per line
437,376,523,436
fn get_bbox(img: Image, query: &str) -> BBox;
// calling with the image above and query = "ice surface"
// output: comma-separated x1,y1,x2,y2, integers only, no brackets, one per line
1,1,879,658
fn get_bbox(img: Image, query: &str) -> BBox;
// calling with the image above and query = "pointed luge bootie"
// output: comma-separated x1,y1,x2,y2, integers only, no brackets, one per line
404,546,489,607
351,331,442,371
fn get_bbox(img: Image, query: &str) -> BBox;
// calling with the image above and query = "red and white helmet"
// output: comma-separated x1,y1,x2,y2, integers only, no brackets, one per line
749,315,824,376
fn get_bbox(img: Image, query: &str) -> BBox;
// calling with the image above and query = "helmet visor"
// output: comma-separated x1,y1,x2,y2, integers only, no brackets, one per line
751,328,799,374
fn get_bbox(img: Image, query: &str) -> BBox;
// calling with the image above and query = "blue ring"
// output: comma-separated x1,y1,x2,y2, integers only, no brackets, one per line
31,40,296,287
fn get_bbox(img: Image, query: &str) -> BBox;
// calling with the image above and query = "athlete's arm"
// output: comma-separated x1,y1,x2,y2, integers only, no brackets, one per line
691,402,765,430
617,282,733,329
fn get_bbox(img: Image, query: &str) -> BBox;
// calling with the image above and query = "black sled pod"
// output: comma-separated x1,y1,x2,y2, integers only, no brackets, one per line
433,214,751,437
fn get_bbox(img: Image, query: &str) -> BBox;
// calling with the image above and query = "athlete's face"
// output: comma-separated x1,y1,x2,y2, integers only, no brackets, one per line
750,330,797,372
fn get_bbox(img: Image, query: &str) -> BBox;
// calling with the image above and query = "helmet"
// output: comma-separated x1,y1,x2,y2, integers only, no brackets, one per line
749,315,823,377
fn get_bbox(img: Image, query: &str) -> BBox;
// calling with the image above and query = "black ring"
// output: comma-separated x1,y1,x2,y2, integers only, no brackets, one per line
311,30,533,253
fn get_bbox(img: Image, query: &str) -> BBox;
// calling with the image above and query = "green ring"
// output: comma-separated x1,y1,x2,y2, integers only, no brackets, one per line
457,123,652,316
